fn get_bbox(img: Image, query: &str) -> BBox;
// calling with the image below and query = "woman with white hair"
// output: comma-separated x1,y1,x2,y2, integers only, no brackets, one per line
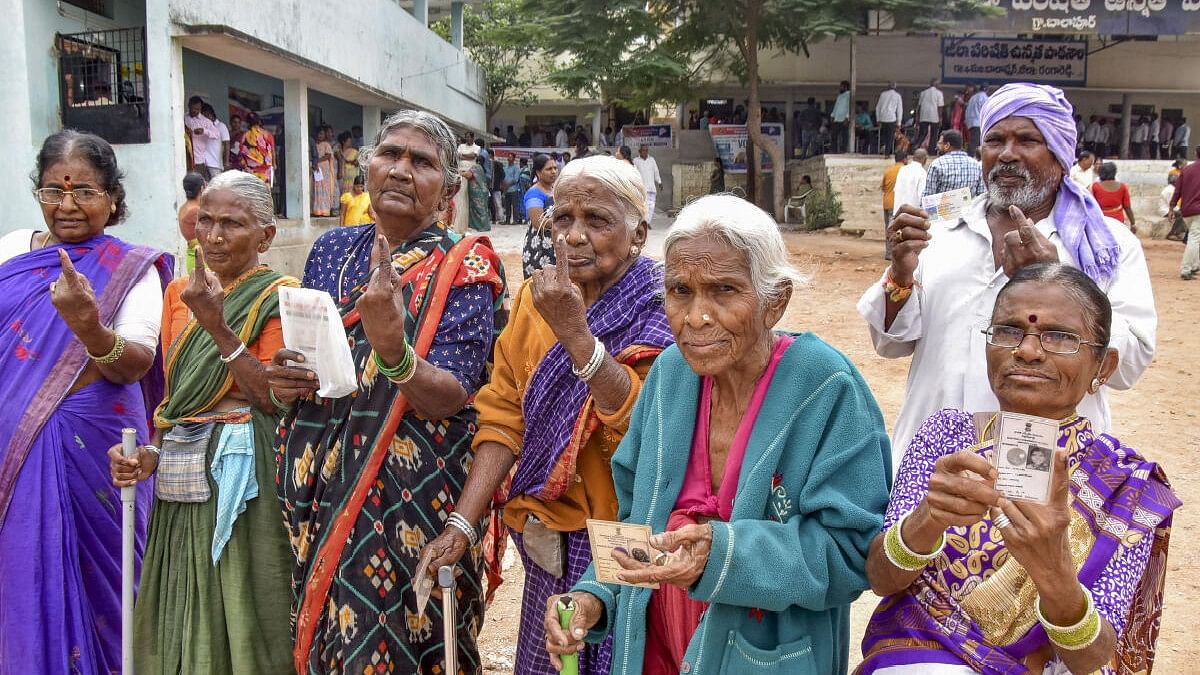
420,155,673,675
543,194,893,674
109,170,300,673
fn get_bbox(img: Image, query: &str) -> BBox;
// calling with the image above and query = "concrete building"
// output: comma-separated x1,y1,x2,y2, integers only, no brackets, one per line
3,0,484,269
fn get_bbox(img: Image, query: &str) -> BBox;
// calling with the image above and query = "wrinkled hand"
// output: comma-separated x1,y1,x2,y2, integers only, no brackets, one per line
107,444,158,488
50,249,100,333
993,449,1074,584
416,528,470,595
180,247,226,331
543,592,604,670
356,234,408,364
887,205,932,286
1001,205,1059,278
614,524,712,590
919,450,1001,531
530,235,588,344
266,348,318,406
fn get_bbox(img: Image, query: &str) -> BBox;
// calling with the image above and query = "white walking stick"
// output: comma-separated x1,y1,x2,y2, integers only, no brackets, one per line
121,428,137,675
439,565,458,675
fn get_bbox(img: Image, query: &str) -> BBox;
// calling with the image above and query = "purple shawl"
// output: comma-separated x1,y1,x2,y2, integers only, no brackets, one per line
980,83,1121,283
509,255,673,500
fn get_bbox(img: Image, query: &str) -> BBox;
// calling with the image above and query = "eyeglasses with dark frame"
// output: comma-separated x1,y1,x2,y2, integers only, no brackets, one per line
981,325,1103,355
32,187,109,205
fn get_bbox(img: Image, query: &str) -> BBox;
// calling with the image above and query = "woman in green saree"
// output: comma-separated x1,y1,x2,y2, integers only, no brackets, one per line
109,170,300,674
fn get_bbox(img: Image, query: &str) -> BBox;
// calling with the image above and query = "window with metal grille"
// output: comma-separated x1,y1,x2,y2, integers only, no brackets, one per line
57,27,149,144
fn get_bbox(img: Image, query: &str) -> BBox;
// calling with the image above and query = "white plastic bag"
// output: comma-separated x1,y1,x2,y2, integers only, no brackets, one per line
277,286,357,398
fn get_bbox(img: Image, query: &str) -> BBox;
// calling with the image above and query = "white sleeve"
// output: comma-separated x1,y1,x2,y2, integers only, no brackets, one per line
219,122,230,143
856,267,924,358
1100,226,1157,391
111,266,164,350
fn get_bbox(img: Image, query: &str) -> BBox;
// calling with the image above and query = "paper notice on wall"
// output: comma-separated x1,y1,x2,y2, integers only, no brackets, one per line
278,286,357,398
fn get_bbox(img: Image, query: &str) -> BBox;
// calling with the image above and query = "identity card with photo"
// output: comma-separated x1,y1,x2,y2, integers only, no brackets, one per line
921,186,973,224
992,411,1059,504
585,519,659,589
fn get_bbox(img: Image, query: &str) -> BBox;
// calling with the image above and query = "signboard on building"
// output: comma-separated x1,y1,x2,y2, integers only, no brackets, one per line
958,0,1200,36
942,37,1088,87
709,124,785,173
619,124,673,148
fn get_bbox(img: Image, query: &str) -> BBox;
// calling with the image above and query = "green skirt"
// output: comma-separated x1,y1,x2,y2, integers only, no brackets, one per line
134,409,294,674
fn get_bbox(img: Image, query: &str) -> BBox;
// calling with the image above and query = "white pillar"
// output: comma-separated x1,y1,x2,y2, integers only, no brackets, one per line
451,1,465,49
284,80,311,223
784,98,795,158
1119,94,1133,159
413,0,428,26
848,35,857,155
592,104,602,148
1,0,39,236
363,105,382,144
145,2,188,260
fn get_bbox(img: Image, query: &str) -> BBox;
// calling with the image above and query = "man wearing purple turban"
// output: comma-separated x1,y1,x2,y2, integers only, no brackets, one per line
857,82,1157,465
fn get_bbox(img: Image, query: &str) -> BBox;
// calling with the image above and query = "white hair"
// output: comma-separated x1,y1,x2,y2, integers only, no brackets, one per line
665,194,807,303
555,155,647,231
203,170,275,227
360,109,461,194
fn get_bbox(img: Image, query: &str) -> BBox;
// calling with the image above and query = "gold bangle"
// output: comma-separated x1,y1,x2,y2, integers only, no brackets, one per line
89,334,126,365
883,510,945,572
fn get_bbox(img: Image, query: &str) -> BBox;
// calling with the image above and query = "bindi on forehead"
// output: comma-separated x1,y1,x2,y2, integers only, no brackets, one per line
1029,314,1037,324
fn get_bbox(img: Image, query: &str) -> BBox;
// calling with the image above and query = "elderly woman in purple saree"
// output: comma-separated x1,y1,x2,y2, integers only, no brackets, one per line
859,263,1180,675
0,131,171,673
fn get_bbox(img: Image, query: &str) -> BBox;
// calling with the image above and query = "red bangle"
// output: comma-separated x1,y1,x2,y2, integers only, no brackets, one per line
883,269,917,303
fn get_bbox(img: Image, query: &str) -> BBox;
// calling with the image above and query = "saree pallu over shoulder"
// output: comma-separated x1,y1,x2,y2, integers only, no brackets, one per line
0,234,171,527
279,226,506,674
509,256,674,502
155,267,299,427
857,415,1181,675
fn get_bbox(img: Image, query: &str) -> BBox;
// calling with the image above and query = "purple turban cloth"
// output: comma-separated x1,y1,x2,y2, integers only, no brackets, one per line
980,83,1120,282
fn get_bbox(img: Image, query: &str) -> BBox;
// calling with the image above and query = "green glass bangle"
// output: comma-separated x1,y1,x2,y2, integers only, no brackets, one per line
374,346,413,379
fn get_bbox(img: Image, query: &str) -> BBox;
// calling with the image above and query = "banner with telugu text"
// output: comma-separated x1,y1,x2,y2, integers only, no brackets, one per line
941,37,1088,87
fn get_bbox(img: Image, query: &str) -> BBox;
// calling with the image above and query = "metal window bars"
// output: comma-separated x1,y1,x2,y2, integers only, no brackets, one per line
56,26,150,144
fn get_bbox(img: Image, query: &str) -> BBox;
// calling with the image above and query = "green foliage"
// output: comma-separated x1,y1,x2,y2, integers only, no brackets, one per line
432,0,540,122
802,188,843,230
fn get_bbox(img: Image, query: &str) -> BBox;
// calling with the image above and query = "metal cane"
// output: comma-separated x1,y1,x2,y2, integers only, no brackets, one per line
439,565,458,675
120,428,137,675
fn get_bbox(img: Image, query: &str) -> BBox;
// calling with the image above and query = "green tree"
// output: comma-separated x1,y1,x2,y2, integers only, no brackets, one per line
433,0,540,125
527,0,993,217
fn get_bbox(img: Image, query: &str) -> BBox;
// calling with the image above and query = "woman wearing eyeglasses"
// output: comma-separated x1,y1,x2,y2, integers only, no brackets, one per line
0,131,172,673
857,262,1180,675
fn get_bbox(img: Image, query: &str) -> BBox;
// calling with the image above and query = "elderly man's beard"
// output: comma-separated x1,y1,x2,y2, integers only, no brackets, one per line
986,162,1059,213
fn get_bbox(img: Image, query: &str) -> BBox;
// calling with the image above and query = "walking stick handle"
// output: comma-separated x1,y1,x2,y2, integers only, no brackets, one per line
556,596,580,675
439,565,458,675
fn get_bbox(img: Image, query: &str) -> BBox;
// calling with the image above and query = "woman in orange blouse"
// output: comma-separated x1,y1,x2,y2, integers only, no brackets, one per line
419,156,673,675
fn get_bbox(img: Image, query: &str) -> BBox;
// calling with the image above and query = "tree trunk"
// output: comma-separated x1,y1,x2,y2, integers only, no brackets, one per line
743,0,784,217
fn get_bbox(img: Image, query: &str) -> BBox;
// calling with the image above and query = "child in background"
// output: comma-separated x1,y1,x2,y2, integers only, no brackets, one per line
177,172,206,272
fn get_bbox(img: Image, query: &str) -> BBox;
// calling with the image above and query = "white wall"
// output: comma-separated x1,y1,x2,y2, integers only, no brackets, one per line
168,0,486,130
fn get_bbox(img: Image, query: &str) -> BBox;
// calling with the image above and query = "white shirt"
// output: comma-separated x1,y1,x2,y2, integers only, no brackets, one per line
917,86,944,123
1083,122,1101,143
857,195,1157,466
892,162,927,211
1150,118,1161,140
1132,123,1149,143
0,229,163,350
555,129,568,148
184,113,219,166
1159,184,1177,217
633,155,661,192
202,119,230,170
1069,164,1096,190
876,89,903,124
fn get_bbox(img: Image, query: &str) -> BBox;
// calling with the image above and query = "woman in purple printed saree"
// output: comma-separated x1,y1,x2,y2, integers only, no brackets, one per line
859,263,1180,675
0,131,171,673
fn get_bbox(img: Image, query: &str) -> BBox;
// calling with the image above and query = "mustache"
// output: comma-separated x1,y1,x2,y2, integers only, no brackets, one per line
988,163,1032,181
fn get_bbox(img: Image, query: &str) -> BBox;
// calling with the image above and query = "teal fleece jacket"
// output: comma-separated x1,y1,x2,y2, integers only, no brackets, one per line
572,333,892,675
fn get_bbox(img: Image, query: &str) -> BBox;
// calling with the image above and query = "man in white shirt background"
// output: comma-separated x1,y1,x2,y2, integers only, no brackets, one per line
633,144,662,224
857,82,1156,466
183,95,221,179
892,148,928,213
876,82,903,156
1069,150,1097,190
1132,116,1151,159
1082,115,1101,156
201,102,230,174
917,79,944,152
1149,113,1161,159
965,83,989,156
555,124,569,149
1173,118,1191,159
831,80,851,154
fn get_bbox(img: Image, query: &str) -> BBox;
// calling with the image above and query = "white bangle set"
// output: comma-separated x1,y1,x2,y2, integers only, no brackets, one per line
571,337,606,382
447,512,479,547
220,342,248,363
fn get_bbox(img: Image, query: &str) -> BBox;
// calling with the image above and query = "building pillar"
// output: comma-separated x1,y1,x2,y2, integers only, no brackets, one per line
451,1,465,49
847,35,858,155
284,79,311,223
363,105,382,145
1119,94,1133,159
593,105,603,148
413,0,428,26
145,0,188,260
784,98,795,157
2,0,38,232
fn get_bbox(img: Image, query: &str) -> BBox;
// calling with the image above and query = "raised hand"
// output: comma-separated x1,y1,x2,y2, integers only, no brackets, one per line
530,234,588,344
49,249,100,332
1000,205,1059,278
886,205,932,286
180,247,226,331
355,234,409,365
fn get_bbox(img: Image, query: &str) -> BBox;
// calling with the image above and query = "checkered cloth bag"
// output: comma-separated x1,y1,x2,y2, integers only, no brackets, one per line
154,421,215,503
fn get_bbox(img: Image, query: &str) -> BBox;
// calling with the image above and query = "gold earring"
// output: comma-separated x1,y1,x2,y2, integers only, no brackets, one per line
1090,377,1102,393
1011,348,1020,356
630,245,640,257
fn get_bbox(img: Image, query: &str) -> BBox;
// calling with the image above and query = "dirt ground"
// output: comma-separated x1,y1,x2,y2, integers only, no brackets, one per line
476,231,1200,673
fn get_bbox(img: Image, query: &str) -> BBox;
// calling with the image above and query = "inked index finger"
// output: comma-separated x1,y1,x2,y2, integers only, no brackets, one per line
57,249,79,280
553,233,570,276
1008,204,1034,227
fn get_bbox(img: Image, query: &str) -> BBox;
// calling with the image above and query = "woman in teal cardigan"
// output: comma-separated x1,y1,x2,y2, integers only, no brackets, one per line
543,194,893,675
